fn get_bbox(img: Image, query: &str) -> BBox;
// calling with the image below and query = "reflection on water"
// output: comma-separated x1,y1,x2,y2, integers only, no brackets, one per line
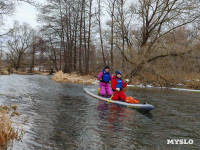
98,101,130,130
0,74,199,149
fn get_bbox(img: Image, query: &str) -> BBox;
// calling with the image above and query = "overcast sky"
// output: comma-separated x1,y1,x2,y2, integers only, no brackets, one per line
4,1,44,29
3,0,135,30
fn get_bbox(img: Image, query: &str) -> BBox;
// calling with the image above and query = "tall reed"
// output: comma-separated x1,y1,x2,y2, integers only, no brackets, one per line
0,105,24,150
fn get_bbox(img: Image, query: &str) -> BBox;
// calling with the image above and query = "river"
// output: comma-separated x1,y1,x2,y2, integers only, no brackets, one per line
0,74,199,150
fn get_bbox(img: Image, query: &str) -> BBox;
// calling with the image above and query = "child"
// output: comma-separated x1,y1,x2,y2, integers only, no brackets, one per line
111,70,129,101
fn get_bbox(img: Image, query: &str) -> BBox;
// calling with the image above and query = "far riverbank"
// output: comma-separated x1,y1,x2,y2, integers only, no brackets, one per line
51,71,200,91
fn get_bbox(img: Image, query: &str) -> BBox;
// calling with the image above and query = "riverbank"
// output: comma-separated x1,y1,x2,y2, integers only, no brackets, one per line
0,105,24,149
12,70,49,76
127,84,200,93
51,70,96,84
51,71,200,91
0,68,49,76
0,69,9,75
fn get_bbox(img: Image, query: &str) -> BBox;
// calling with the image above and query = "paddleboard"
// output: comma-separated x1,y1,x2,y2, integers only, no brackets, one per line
84,88,154,112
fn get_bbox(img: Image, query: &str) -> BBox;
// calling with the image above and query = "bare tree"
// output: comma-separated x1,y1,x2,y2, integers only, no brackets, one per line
0,43,3,66
117,0,200,70
38,0,94,74
115,0,126,72
86,0,93,74
106,0,116,69
29,32,37,73
0,0,15,36
97,0,106,66
141,0,198,52
79,0,84,74
7,22,32,70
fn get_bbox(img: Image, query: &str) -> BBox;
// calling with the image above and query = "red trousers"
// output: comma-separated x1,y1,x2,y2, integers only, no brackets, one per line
112,91,126,101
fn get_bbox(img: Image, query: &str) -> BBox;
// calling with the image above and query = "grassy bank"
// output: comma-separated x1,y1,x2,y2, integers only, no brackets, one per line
52,70,200,90
0,105,24,149
51,70,96,84
12,70,49,76
0,67,49,76
0,69,9,75
128,71,200,90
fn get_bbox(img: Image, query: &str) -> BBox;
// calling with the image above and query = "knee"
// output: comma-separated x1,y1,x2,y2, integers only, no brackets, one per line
99,90,105,95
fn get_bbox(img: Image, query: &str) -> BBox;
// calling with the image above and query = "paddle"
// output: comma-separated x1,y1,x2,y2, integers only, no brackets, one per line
107,69,138,103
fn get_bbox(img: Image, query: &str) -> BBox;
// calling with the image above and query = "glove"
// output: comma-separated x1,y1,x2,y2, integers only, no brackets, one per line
116,88,120,91
126,79,130,83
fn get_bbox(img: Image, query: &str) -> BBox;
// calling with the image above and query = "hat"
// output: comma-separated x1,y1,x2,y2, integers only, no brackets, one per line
105,65,110,69
116,70,121,75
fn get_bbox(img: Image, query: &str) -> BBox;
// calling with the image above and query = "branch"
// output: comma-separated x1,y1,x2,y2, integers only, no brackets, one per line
0,29,14,37
17,0,40,7
114,42,136,65
147,50,192,63
158,16,200,40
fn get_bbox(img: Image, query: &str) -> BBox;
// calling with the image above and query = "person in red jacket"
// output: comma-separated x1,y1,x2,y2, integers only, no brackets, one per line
111,70,129,101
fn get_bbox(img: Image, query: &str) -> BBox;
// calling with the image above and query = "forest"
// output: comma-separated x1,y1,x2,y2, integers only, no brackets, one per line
0,0,200,88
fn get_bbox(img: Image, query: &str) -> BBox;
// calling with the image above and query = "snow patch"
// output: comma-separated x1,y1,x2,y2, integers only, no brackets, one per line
128,84,200,92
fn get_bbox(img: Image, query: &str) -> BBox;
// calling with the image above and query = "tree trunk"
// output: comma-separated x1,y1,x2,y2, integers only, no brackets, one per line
30,43,35,73
110,0,115,70
79,0,84,74
87,0,93,74
84,1,87,74
98,0,106,66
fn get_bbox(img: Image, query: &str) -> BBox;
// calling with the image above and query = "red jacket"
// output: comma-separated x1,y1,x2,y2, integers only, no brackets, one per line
111,76,128,91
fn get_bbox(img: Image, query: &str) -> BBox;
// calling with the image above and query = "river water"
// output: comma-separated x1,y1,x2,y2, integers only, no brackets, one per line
0,74,199,150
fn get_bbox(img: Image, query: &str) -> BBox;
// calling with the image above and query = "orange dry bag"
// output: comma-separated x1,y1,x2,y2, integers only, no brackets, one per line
125,96,139,104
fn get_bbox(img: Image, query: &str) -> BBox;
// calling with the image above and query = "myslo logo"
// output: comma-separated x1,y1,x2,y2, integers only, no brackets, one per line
167,139,193,144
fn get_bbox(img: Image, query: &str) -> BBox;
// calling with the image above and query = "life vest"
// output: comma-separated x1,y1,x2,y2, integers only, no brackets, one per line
101,69,110,83
116,78,123,89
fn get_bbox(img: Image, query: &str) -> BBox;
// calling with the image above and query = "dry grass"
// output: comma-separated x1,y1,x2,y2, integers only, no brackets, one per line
12,70,28,75
52,70,96,84
0,70,9,75
183,73,200,81
129,70,200,90
0,105,24,149
10,70,49,76
0,115,17,149
185,81,200,90
130,71,176,87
